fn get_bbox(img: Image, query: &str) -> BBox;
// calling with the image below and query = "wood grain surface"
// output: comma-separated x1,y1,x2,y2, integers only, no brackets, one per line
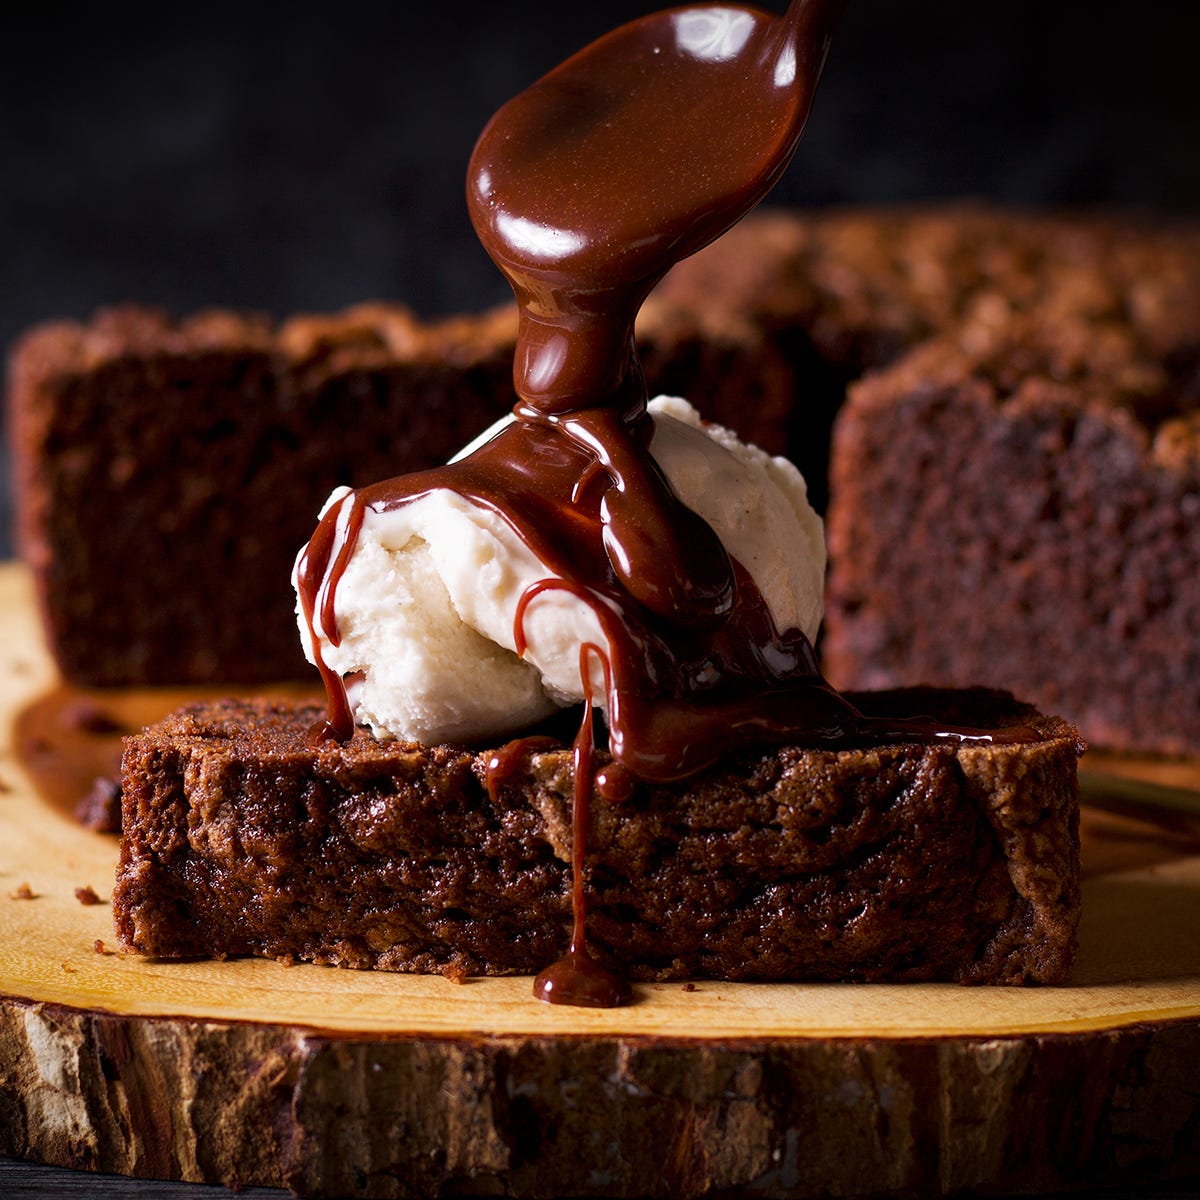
0,562,1198,1198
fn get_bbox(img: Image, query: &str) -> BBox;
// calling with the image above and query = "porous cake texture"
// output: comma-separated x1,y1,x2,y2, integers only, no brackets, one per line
823,332,1200,757
115,690,1083,986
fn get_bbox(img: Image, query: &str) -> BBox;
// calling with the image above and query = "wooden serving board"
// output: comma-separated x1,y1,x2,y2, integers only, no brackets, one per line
0,563,1198,1198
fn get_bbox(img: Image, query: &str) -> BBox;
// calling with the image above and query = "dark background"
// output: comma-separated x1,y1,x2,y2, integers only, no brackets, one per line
2,0,1198,549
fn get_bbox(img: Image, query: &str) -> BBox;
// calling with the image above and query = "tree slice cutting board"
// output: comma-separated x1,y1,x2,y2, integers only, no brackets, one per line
0,563,1197,1199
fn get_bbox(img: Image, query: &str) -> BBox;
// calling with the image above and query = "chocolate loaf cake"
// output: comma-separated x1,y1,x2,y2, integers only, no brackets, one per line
657,204,1200,374
7,299,789,686
114,690,1083,986
823,328,1200,759
655,203,1200,508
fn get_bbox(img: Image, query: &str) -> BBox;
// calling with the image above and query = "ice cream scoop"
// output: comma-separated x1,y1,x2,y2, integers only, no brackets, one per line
295,396,825,747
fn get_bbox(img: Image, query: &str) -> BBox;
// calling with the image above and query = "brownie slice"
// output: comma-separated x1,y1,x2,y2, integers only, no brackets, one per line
7,301,792,687
7,304,506,685
659,204,1200,373
823,329,1200,758
656,204,1200,508
114,690,1083,986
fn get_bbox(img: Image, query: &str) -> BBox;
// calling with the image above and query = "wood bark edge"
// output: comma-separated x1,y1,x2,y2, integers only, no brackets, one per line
2,995,1198,1198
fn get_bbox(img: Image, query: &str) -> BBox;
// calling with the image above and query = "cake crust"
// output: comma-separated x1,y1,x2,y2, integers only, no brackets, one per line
114,689,1083,986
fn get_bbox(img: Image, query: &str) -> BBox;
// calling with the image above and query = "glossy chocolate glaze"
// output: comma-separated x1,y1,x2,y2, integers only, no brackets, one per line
295,0,1032,1005
533,661,631,1008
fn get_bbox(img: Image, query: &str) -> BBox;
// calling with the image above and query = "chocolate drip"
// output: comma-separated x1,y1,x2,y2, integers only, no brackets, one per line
467,0,845,417
485,735,561,804
533,648,631,1008
295,492,364,744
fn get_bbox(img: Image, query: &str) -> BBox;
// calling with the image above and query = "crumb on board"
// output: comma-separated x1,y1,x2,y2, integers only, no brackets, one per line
9,882,35,900
61,699,128,735
75,885,103,905
76,776,122,834
682,982,697,992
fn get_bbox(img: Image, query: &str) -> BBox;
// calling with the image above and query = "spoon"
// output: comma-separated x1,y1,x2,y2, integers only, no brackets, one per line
467,0,847,414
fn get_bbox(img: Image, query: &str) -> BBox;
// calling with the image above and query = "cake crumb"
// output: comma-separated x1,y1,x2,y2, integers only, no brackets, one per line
61,963,76,973
76,776,122,833
62,699,127,735
75,885,103,906
94,938,111,955
9,882,35,900
682,982,697,992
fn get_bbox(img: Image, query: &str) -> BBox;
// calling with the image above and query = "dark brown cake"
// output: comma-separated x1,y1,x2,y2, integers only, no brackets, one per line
658,204,1200,374
656,204,1200,503
7,298,790,687
114,690,1083,986
823,329,1200,759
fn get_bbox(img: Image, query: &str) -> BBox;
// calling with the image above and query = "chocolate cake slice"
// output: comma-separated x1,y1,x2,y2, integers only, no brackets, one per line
114,689,1083,986
7,300,790,687
655,204,1200,509
662,205,1200,756
657,204,1200,376
823,326,1200,759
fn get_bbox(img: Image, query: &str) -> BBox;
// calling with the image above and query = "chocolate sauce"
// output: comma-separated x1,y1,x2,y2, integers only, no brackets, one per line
295,494,365,743
534,653,631,1008
485,735,561,804
468,0,845,418
295,0,1023,1006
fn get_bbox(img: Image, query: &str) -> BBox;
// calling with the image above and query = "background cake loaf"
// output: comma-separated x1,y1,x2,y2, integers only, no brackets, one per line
823,326,1200,757
7,298,789,685
654,204,1200,757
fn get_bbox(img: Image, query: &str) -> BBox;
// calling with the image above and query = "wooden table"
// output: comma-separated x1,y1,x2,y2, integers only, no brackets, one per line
3,1156,1198,1199
0,563,1198,1198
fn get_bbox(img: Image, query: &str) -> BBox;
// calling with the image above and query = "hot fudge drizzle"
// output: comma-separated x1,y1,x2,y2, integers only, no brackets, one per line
295,0,1026,1006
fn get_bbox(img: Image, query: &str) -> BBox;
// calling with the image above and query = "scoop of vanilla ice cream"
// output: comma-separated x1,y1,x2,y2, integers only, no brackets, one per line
296,396,825,745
